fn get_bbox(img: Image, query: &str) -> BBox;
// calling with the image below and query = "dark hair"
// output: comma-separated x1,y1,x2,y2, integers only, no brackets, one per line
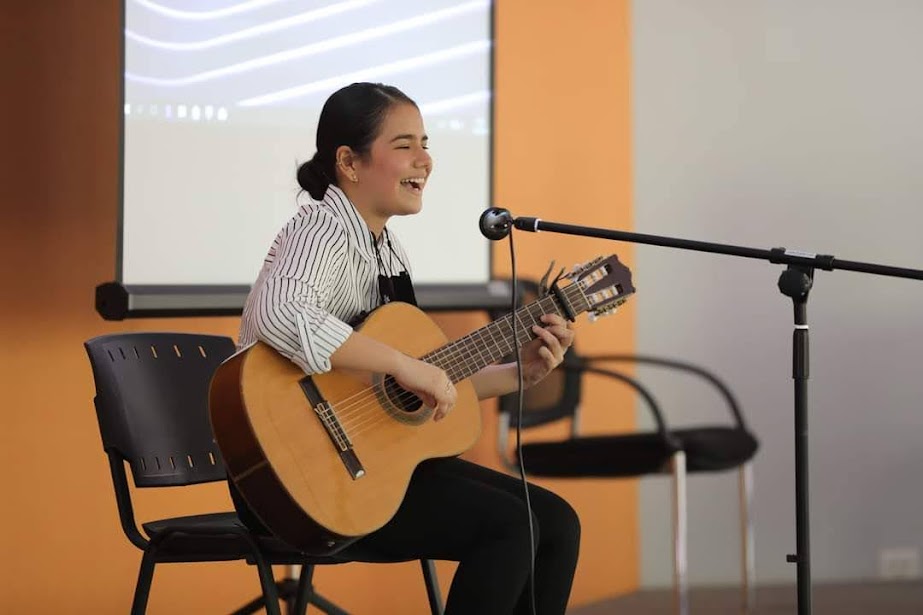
297,82,417,200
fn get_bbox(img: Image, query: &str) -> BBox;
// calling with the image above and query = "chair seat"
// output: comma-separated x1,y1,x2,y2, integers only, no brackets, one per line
518,426,759,478
142,513,345,564
142,512,425,565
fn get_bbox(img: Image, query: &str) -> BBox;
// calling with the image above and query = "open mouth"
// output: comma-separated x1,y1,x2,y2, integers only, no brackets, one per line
400,178,426,194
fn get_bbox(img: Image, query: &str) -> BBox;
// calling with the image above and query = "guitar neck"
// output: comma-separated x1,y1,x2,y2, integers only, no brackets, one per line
421,283,589,383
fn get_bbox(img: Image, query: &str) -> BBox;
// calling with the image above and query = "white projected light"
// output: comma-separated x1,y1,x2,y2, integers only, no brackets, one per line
121,0,493,287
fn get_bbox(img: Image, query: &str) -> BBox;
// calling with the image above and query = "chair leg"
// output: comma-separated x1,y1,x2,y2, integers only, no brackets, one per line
738,462,756,612
292,564,313,615
280,564,300,615
130,550,157,615
306,594,349,615
670,451,689,615
289,563,349,615
234,565,301,615
231,593,269,615
420,559,444,615
254,559,283,615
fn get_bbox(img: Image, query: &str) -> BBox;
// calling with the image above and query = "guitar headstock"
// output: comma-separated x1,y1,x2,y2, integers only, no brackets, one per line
565,255,635,320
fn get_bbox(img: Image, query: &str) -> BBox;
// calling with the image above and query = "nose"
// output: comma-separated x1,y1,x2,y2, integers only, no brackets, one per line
416,147,432,172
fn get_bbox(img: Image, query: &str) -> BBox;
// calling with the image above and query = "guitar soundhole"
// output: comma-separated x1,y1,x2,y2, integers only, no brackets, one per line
382,376,423,412
375,375,432,425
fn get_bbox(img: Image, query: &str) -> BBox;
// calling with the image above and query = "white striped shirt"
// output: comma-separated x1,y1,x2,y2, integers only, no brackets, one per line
238,185,413,375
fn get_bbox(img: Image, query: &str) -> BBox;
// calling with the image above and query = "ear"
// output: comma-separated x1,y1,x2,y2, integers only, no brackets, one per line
335,145,360,183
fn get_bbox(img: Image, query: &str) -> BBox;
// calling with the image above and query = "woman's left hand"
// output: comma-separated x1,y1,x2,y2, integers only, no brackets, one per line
520,314,575,388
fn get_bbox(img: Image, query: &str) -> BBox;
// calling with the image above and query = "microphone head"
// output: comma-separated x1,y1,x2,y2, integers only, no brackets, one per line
479,207,512,240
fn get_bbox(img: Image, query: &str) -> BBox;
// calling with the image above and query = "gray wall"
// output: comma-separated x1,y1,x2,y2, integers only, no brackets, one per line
632,0,923,586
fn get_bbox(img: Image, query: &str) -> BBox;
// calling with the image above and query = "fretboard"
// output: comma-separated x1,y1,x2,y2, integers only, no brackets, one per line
421,282,589,383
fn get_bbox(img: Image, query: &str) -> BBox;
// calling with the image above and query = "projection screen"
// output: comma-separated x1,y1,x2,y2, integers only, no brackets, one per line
97,0,503,319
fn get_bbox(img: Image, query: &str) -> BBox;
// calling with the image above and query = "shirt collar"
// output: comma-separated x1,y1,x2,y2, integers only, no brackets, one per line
316,184,385,262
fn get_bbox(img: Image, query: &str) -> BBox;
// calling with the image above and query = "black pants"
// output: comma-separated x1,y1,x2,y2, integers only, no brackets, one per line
230,457,580,615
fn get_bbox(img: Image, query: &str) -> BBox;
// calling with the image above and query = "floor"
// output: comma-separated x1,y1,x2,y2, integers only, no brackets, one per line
569,581,923,614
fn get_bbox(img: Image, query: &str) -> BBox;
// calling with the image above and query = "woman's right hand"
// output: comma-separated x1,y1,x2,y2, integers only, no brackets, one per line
392,356,457,421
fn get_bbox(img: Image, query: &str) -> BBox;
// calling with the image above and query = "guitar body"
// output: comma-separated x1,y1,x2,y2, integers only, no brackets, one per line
209,302,482,554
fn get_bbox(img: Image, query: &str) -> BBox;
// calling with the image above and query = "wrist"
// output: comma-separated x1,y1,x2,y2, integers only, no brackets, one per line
389,350,414,379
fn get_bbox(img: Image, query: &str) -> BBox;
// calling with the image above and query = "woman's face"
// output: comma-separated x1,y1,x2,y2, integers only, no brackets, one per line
349,103,433,223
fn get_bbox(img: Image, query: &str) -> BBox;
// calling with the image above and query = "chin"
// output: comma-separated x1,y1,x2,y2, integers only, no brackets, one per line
393,197,424,216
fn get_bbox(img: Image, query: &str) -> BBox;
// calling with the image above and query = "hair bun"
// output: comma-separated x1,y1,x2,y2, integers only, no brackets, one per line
297,156,329,200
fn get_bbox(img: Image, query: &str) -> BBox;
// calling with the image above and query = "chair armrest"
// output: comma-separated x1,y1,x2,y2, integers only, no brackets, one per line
580,354,747,429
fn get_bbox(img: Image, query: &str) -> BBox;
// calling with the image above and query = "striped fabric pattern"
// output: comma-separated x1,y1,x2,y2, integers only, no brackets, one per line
238,185,412,374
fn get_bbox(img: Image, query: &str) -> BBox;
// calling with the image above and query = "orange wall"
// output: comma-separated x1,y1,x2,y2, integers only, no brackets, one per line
0,1,634,612
490,0,638,606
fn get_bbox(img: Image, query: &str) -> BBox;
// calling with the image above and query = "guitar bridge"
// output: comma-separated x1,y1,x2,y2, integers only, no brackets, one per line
314,401,365,480
299,377,365,480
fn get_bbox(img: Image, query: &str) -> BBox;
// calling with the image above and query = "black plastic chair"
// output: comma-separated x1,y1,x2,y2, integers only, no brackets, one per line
492,286,758,615
86,332,443,615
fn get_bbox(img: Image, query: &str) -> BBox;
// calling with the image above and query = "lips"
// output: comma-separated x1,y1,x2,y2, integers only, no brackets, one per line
400,177,426,194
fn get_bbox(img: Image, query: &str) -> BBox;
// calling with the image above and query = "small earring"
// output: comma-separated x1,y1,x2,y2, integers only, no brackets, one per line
350,174,359,183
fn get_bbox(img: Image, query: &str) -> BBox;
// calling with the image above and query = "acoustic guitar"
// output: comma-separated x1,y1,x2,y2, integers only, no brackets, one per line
209,255,634,554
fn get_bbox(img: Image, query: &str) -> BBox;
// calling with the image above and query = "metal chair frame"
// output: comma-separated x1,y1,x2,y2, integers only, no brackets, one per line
497,353,756,615
87,332,443,615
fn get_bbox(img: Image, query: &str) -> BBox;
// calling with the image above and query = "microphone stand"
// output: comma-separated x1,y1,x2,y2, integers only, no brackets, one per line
483,209,923,615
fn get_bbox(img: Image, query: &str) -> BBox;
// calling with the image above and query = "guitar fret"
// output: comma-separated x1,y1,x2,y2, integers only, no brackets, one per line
472,329,492,365
487,326,508,362
465,334,484,367
462,334,481,371
510,311,533,351
487,321,511,357
525,302,540,327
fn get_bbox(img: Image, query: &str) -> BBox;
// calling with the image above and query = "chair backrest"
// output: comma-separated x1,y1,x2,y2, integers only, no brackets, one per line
85,332,237,488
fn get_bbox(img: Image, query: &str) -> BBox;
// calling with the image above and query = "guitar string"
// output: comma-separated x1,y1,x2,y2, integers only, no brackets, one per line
339,309,543,436
338,299,569,440
333,281,599,432
331,289,573,427
307,296,564,454
325,289,575,425
341,283,625,441
329,295,560,438
331,287,587,438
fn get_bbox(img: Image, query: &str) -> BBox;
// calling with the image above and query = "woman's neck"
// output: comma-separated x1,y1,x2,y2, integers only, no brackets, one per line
362,212,387,238
340,184,388,237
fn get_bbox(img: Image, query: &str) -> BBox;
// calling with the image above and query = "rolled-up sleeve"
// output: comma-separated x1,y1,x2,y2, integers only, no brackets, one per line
250,211,354,374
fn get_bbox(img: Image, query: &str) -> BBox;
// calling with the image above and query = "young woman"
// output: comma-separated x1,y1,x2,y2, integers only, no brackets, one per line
233,82,580,615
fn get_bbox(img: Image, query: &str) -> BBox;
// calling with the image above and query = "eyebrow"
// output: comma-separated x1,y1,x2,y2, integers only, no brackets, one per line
389,134,428,143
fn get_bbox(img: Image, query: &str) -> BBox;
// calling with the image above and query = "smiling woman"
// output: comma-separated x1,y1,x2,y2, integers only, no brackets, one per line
226,82,582,615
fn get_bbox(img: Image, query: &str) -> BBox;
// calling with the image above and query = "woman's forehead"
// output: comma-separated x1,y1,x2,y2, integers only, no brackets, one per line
378,103,426,138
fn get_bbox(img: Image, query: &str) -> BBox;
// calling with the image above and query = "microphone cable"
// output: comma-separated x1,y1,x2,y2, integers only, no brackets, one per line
506,228,538,615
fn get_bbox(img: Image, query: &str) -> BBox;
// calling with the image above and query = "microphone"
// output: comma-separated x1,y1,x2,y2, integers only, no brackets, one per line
479,207,513,240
